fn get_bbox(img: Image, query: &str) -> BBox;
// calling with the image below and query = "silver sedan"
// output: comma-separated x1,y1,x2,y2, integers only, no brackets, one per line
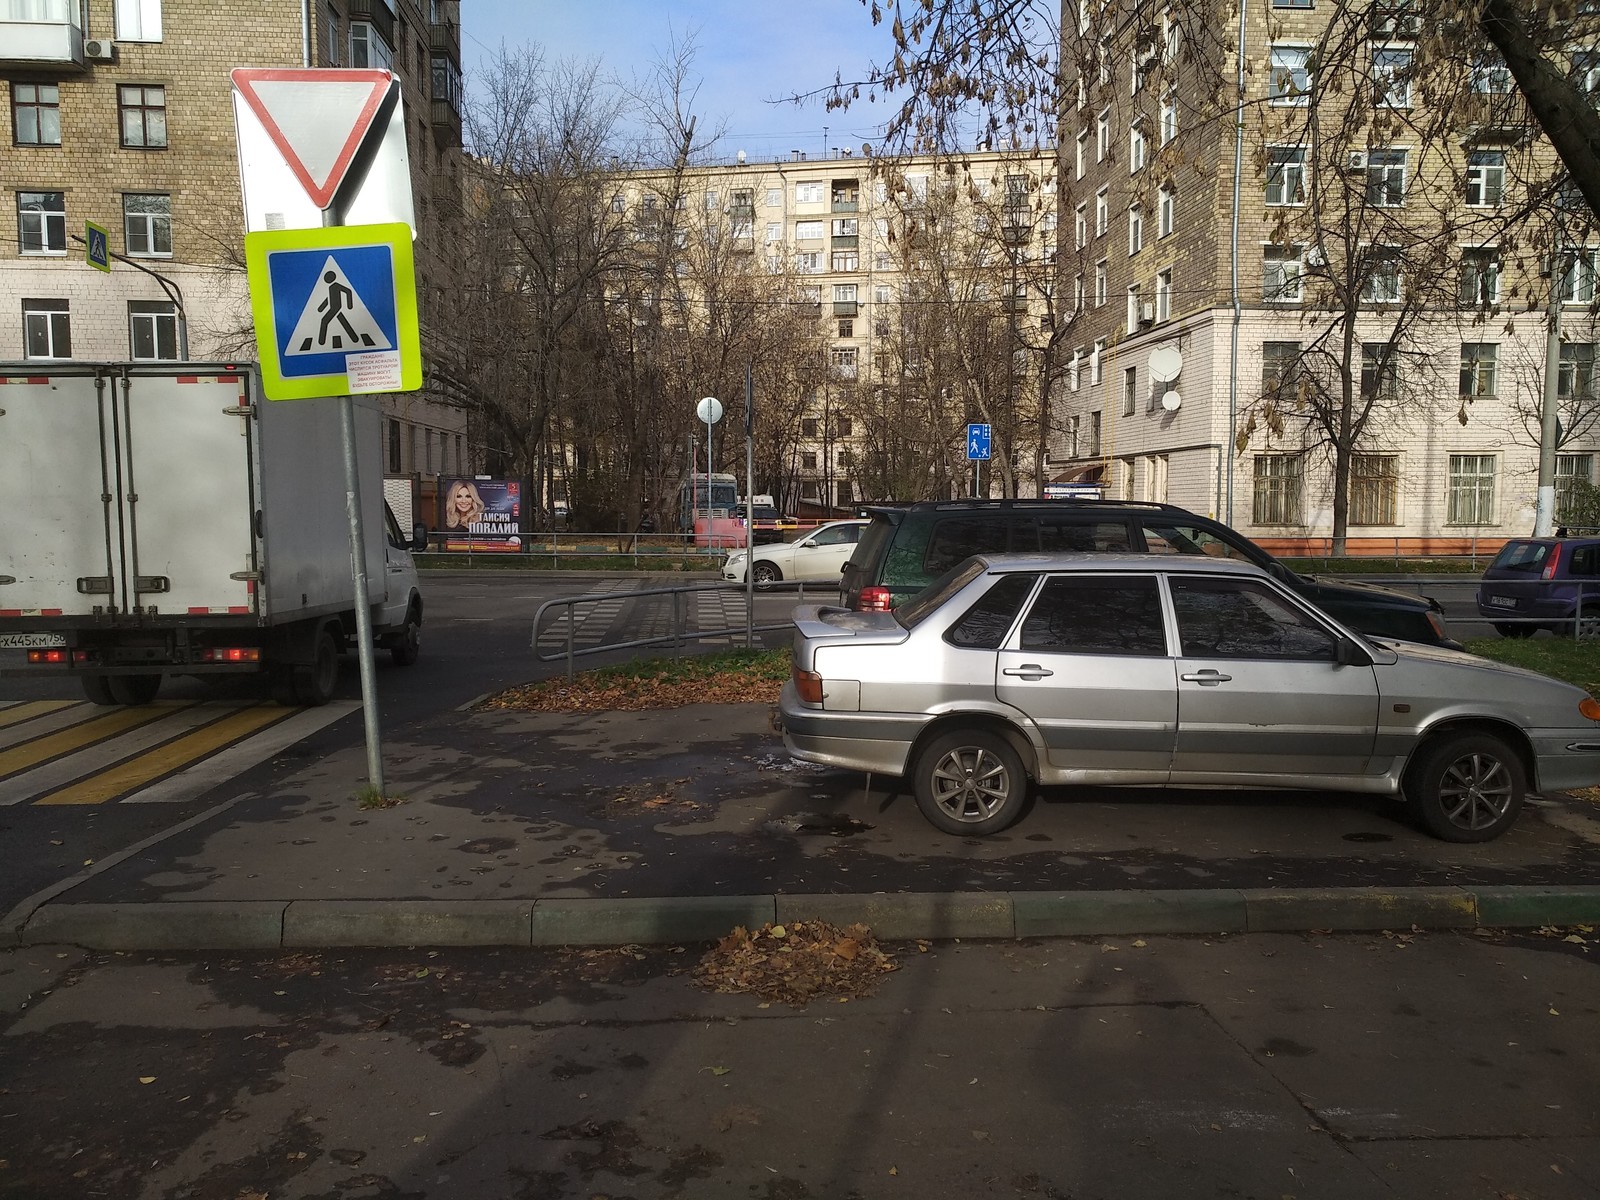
778,553,1600,841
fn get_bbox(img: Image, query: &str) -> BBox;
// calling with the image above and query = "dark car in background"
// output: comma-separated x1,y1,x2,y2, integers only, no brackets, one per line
1477,537,1600,637
839,499,1459,648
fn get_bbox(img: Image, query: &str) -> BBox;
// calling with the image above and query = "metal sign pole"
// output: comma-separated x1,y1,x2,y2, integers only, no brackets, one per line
744,362,755,649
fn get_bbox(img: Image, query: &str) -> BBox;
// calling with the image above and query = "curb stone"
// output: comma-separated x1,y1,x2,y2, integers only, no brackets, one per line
11,887,1600,951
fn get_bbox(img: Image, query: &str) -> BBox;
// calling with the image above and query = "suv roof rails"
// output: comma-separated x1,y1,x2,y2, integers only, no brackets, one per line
864,498,1185,513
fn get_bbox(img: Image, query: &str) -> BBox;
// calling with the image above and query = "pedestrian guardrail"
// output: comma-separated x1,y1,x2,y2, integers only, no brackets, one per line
531,579,831,680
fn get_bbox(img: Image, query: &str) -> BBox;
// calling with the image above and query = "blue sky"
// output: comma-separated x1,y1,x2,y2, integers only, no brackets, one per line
459,0,903,159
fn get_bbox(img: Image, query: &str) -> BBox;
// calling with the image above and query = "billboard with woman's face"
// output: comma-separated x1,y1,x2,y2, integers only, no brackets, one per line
439,477,523,551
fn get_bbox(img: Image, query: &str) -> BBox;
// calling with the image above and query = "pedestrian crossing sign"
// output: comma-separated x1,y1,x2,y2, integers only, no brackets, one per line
245,222,420,401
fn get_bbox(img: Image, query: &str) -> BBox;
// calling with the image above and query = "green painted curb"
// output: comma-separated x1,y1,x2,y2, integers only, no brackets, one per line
283,901,535,947
1243,887,1476,932
1013,889,1248,937
1471,886,1600,927
778,893,1014,940
19,902,287,950
529,896,776,946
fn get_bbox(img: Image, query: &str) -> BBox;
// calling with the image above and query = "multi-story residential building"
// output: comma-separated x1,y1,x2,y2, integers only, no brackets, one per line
611,146,1060,515
1,0,469,480
1056,0,1596,553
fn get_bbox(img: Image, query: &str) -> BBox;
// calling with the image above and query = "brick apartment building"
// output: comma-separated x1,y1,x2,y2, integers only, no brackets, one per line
1,0,469,481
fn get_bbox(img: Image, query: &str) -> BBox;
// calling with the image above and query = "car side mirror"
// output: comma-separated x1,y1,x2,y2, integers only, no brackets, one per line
411,524,428,553
1333,636,1371,667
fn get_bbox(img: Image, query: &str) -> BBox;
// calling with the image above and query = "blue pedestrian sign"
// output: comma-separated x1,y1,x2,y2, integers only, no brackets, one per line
85,221,111,273
967,422,992,460
245,222,419,401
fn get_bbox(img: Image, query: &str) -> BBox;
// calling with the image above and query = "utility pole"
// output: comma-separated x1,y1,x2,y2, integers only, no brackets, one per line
1537,251,1568,537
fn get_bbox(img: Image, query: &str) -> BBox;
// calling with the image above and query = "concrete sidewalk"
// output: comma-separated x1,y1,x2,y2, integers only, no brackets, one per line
7,702,1600,950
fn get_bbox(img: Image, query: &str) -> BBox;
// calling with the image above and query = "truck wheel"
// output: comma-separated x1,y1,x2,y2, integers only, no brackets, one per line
81,674,116,706
108,674,161,706
270,667,299,707
390,610,421,666
293,630,340,707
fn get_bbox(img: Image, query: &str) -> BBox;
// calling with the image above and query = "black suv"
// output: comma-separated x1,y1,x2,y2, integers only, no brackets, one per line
839,499,1459,648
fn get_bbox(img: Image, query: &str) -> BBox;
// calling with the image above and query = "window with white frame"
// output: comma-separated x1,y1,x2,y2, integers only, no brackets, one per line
1252,454,1303,524
116,0,162,41
123,193,171,257
1097,108,1110,161
326,10,339,64
1098,37,1111,86
1447,454,1497,525
1074,274,1085,311
1159,91,1178,144
1128,204,1144,255
1095,187,1108,236
794,220,824,240
1091,339,1105,384
905,175,928,203
796,182,824,203
1361,246,1402,303
1095,260,1108,307
1263,244,1303,302
1262,340,1301,398
1460,342,1498,399
1350,454,1399,525
610,192,625,213
831,249,858,271
1372,45,1414,107
1575,49,1600,98
1559,343,1597,402
764,221,782,243
832,217,857,236
1070,348,1082,391
1265,146,1306,205
12,82,60,145
831,346,858,378
1460,247,1501,306
1127,283,1142,332
794,251,822,273
702,190,719,211
1129,122,1147,172
1465,150,1505,206
349,22,393,70
1155,268,1172,321
765,188,782,207
1561,249,1599,304
1074,203,1087,248
1158,184,1175,236
1269,45,1311,104
1124,365,1138,416
1557,454,1595,523
1361,342,1401,399
1076,129,1087,178
1471,54,1514,94
129,300,179,360
22,298,70,359
1365,149,1407,206
18,191,66,254
1273,0,1312,8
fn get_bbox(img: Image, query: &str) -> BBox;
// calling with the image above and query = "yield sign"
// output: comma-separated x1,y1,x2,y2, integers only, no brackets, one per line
231,68,392,209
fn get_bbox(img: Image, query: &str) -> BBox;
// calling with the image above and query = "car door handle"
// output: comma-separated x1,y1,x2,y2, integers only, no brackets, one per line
1003,664,1054,680
1181,670,1232,685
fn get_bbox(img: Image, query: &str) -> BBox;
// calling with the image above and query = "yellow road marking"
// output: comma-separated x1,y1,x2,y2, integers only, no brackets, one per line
0,702,189,778
34,704,298,806
0,700,79,730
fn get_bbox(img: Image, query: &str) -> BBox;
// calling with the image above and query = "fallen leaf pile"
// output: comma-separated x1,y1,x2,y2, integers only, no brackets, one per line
692,921,898,1007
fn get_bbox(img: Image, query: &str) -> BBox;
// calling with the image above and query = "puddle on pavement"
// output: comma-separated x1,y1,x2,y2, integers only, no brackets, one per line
762,812,875,837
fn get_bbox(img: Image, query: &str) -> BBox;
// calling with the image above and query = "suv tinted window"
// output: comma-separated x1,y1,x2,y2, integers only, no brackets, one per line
1170,576,1337,660
1142,520,1262,564
1038,518,1134,553
922,518,1016,576
1020,575,1167,656
946,573,1038,648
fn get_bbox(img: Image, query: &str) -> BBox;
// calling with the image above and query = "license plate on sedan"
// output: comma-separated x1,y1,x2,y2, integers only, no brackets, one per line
0,632,67,648
1487,595,1518,609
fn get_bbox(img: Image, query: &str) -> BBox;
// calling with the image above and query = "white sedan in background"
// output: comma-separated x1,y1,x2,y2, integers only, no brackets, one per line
723,519,868,587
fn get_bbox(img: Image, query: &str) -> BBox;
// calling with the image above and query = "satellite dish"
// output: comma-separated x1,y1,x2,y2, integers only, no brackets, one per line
1161,390,1182,412
1148,346,1183,383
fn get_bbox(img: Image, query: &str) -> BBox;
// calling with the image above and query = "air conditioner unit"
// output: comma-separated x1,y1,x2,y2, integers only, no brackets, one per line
84,38,116,61
1140,302,1155,324
1347,150,1368,171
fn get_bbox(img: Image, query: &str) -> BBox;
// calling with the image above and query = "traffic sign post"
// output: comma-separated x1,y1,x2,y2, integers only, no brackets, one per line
967,422,992,498
234,67,420,802
244,223,420,401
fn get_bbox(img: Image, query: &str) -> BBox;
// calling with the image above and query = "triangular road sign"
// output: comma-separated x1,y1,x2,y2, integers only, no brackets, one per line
284,255,393,356
231,68,392,209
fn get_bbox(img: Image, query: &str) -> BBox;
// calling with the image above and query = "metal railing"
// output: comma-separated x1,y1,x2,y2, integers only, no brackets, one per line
532,579,829,680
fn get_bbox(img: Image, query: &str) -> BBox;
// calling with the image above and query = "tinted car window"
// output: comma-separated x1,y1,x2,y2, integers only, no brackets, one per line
1019,575,1167,656
1170,576,1337,660
1570,545,1600,577
1142,520,1261,564
1037,518,1133,553
1488,541,1549,573
811,524,859,547
922,518,1016,576
946,574,1038,648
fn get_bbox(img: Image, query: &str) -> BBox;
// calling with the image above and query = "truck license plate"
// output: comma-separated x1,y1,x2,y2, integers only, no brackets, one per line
0,632,68,648
1487,595,1518,609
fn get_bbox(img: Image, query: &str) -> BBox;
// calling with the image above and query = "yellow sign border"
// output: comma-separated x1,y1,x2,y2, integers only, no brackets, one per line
245,222,420,401
85,220,111,273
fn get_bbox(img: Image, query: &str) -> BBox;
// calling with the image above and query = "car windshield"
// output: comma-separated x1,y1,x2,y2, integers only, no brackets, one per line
895,557,990,629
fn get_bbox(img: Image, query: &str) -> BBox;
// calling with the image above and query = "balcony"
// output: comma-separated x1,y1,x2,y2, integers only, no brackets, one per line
831,180,859,211
1461,91,1534,142
0,0,85,70
833,300,858,317
830,234,858,250
428,0,460,58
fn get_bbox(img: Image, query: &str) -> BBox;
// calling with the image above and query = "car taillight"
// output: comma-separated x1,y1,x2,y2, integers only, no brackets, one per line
1543,543,1563,581
857,585,893,612
794,669,824,704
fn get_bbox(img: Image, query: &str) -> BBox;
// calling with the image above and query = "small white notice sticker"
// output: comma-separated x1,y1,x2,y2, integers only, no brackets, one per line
347,350,402,393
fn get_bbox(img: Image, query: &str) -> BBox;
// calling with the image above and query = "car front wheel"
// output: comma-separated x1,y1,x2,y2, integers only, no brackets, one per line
1405,732,1525,842
752,561,782,588
1493,622,1536,639
912,728,1029,835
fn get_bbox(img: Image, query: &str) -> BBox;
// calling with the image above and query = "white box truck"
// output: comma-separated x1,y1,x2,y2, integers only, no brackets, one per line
0,363,425,706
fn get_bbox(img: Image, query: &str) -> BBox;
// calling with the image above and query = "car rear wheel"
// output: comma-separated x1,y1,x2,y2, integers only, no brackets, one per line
752,561,782,588
913,728,1028,835
81,674,116,706
1493,622,1536,638
1405,732,1525,843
